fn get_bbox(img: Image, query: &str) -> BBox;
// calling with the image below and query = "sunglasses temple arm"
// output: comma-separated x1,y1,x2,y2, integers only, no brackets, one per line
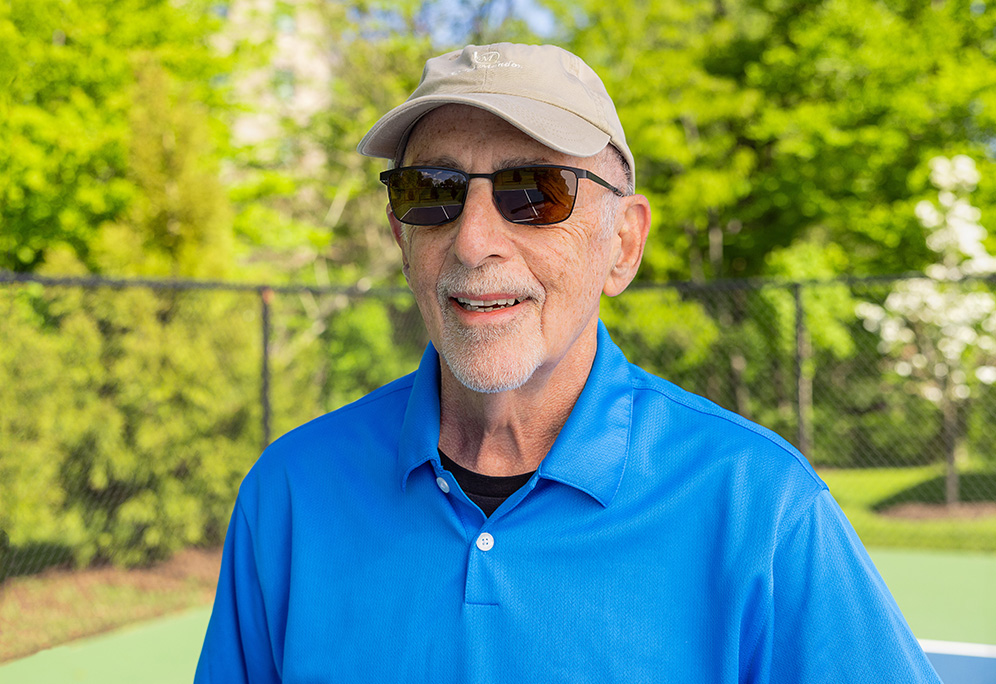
583,171,625,197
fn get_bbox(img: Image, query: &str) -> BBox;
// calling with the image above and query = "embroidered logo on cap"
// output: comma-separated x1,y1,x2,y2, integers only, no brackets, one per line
472,50,522,69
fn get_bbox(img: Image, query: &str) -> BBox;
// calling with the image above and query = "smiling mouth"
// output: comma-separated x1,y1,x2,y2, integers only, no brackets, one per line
453,297,523,313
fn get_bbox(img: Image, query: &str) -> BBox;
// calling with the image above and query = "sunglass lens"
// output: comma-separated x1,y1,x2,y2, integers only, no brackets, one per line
493,167,577,224
388,168,467,225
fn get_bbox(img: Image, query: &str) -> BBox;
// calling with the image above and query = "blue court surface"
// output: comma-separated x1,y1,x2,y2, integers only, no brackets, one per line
921,640,996,684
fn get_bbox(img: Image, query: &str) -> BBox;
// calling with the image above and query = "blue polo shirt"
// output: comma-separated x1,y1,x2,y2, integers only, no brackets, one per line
196,322,940,683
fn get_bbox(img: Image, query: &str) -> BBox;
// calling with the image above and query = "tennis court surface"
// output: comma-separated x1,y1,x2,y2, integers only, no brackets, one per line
0,549,993,683
921,640,996,684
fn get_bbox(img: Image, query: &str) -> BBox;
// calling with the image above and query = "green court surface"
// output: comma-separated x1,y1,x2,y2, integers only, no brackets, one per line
871,548,996,645
1,548,993,683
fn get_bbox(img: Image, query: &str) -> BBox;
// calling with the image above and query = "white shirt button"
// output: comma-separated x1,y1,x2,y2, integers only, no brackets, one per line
436,476,450,493
476,533,494,551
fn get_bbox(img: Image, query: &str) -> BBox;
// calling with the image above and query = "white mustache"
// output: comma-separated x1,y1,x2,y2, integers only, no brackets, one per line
436,265,544,304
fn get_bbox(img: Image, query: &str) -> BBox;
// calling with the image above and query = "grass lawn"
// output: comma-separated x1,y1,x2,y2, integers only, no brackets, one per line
816,464,996,552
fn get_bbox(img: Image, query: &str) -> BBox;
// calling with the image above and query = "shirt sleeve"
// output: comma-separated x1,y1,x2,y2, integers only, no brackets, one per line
761,488,942,683
194,501,281,684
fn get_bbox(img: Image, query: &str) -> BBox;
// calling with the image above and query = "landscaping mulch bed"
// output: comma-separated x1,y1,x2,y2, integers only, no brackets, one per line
0,548,222,662
880,502,996,520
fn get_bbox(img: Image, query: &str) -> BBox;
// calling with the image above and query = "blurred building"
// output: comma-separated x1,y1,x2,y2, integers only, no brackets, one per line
214,0,335,168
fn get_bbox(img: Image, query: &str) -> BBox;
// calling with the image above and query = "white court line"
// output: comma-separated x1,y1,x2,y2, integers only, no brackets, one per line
919,640,996,658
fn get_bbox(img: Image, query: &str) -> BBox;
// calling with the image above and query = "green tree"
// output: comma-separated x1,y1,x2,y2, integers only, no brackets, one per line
537,0,996,437
0,263,259,568
0,0,228,272
858,156,996,503
95,55,234,279
546,0,996,281
0,0,253,569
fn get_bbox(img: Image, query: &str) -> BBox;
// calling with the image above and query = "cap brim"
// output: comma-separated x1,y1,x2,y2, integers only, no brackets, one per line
357,93,611,161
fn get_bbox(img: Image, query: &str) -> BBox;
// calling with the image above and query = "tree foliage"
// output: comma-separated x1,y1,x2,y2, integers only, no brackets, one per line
0,275,260,569
545,0,996,281
0,0,228,272
1,0,244,570
858,156,996,502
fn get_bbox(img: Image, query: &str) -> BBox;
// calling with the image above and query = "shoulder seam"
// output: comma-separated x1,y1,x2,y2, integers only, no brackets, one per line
630,375,827,491
774,487,828,555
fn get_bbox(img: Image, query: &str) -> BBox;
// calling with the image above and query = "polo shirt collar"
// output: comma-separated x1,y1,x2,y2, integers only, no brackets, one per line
537,321,633,507
397,321,633,507
398,343,444,489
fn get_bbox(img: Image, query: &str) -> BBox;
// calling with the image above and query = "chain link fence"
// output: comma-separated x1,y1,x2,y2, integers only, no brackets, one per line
2,271,994,587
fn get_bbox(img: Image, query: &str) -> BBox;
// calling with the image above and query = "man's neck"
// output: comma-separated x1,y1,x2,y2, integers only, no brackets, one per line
437,326,598,477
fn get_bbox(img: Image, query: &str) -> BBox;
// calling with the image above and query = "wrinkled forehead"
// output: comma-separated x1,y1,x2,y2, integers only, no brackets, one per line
402,104,585,168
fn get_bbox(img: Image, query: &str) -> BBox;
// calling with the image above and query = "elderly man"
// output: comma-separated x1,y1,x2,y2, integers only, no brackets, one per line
196,44,940,682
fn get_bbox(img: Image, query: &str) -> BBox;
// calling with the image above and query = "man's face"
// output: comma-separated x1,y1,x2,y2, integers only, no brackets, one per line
392,105,625,394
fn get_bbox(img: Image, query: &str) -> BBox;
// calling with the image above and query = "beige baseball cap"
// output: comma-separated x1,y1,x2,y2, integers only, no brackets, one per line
356,43,634,184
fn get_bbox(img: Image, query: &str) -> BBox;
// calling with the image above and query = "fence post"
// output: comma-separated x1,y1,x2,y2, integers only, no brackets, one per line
260,287,273,451
794,283,812,454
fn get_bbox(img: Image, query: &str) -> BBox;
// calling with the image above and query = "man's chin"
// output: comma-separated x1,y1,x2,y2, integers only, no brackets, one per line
439,347,540,394
454,374,532,394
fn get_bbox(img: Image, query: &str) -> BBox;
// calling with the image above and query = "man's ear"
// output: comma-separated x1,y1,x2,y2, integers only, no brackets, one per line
387,205,405,248
387,205,411,281
603,194,650,297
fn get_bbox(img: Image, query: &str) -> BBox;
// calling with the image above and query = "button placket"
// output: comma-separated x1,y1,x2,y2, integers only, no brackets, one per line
465,526,500,605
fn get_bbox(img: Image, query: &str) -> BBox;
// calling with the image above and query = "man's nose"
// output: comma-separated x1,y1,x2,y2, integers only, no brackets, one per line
452,180,511,268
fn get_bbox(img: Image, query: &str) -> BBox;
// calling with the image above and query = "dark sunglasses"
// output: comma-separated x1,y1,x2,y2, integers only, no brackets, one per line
380,165,624,227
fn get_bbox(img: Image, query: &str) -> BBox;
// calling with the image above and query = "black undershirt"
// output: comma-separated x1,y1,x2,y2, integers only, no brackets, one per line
438,450,535,517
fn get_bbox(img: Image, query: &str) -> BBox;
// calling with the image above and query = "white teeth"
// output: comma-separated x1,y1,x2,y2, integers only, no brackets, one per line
455,297,520,311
